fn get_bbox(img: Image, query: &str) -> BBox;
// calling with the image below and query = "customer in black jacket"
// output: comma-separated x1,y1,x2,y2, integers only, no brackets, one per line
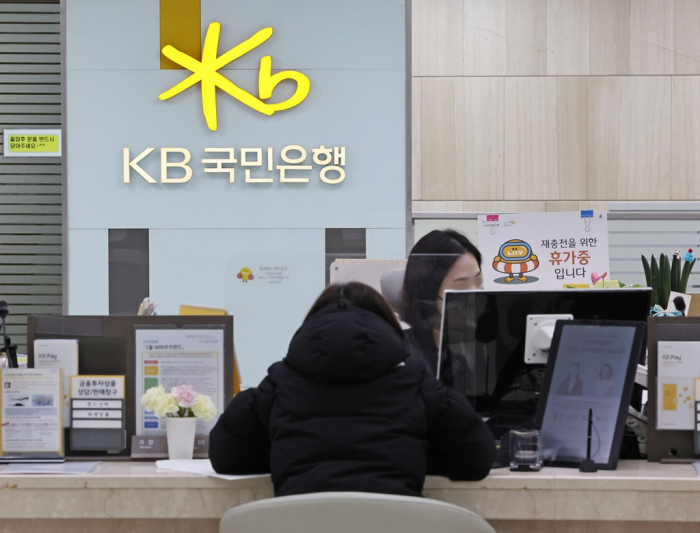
209,282,495,497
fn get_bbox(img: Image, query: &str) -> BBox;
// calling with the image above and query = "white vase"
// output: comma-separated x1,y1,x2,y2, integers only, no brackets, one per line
166,416,198,460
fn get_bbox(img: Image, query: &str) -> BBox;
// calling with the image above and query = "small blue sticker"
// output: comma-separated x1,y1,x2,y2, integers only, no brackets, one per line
580,210,594,218
145,421,158,428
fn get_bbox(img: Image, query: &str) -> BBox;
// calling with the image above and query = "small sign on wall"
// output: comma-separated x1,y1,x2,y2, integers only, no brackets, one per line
3,129,61,157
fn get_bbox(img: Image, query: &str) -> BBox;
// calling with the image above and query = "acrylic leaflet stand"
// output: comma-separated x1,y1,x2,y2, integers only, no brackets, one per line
647,317,700,462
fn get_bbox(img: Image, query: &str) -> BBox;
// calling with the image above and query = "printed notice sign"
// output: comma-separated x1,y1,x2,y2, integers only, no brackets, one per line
477,211,610,290
70,376,125,399
135,328,224,437
3,129,61,157
0,369,63,457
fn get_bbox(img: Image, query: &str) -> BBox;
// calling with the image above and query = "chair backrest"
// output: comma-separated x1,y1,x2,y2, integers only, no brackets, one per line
329,259,407,294
380,267,406,312
220,492,496,533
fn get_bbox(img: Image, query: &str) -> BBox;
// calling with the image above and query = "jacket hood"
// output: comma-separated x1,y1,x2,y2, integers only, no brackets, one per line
284,304,408,385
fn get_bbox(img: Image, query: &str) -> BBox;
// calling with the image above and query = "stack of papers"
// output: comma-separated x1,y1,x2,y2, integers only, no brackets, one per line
155,459,269,481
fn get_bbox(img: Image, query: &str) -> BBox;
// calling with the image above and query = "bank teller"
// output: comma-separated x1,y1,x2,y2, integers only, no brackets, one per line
401,229,483,388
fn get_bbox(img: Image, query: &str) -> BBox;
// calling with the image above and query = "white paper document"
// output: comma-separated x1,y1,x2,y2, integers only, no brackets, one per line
0,461,100,475
657,342,700,430
155,459,269,481
135,328,225,437
1,368,63,456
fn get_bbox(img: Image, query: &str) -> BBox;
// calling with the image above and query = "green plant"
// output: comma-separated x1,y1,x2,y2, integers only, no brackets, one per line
642,252,696,308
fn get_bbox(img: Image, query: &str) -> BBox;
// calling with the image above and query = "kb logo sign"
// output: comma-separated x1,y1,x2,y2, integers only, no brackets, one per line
159,22,311,131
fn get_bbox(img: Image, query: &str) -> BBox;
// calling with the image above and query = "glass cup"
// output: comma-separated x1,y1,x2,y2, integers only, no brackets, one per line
509,429,543,471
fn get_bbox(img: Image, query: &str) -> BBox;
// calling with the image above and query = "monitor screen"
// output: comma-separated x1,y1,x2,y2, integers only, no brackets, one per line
439,289,651,418
535,321,644,468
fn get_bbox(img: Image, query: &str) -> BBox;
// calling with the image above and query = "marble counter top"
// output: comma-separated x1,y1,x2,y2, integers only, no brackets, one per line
0,461,698,522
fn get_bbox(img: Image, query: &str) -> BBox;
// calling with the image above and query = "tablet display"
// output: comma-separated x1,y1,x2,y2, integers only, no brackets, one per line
535,320,645,469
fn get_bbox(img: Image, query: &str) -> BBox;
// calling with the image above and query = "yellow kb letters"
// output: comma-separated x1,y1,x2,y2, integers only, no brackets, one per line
159,22,311,131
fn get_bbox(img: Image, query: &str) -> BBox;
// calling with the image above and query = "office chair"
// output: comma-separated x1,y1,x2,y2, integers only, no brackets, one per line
220,491,496,533
380,267,406,312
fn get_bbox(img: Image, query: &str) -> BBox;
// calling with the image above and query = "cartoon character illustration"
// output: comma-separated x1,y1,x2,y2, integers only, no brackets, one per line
237,268,254,282
492,239,539,283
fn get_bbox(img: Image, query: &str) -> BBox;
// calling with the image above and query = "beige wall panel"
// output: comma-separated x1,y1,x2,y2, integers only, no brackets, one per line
412,0,464,76
421,79,459,200
545,201,610,212
630,0,675,74
504,77,587,201
505,0,547,75
464,0,506,76
671,76,700,199
590,0,631,75
674,0,700,74
554,79,588,200
421,77,504,201
413,201,547,212
588,77,671,200
412,79,422,200
462,201,546,212
547,0,590,75
412,201,465,211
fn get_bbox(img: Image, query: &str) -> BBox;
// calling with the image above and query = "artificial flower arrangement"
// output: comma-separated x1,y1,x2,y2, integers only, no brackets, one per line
141,384,217,421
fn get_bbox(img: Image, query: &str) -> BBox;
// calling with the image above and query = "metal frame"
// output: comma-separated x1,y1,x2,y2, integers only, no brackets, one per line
412,211,700,221
60,0,68,313
404,0,414,257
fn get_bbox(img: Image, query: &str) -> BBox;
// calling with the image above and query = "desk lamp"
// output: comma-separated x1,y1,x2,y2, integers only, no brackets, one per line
0,301,18,368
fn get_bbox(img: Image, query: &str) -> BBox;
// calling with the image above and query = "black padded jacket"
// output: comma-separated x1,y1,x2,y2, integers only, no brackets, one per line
209,304,495,497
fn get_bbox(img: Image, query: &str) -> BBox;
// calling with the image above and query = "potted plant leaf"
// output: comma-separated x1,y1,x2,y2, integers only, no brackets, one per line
641,249,696,313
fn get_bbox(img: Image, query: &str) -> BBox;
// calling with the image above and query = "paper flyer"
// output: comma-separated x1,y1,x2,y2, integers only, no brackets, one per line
656,341,700,430
477,211,610,290
135,328,224,437
33,339,79,427
1,369,63,456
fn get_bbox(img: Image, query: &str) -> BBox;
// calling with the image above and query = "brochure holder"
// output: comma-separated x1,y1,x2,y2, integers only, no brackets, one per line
647,317,700,462
132,324,226,459
0,368,65,462
27,315,235,458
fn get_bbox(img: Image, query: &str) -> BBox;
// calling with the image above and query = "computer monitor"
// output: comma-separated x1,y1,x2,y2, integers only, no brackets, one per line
439,289,651,421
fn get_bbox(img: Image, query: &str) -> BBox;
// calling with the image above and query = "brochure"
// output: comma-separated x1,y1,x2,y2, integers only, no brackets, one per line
33,339,79,427
0,368,63,458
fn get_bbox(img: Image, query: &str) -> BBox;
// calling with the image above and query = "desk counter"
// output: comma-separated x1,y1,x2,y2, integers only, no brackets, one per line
1,461,699,533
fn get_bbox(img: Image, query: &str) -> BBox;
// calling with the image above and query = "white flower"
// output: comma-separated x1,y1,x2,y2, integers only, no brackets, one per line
141,386,166,412
191,394,217,421
153,394,179,418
